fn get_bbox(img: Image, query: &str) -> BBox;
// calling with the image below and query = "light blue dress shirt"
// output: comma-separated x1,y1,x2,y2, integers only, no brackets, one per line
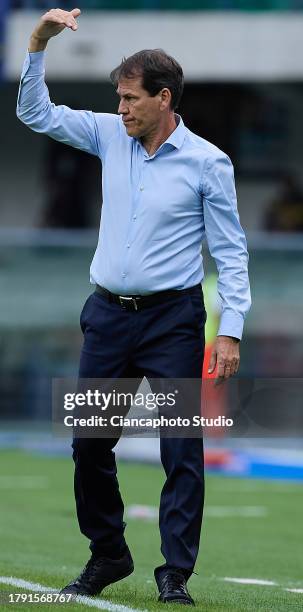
17,51,251,339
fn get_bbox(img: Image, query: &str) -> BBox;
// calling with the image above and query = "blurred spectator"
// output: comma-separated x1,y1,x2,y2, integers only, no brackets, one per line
264,174,303,232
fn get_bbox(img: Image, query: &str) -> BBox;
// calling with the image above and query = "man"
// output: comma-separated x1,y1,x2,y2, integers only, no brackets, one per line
17,7,251,606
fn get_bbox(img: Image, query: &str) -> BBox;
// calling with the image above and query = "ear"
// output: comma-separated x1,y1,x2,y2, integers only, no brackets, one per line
159,88,172,111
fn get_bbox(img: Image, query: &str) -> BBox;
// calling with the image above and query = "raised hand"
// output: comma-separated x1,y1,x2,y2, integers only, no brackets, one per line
29,8,81,51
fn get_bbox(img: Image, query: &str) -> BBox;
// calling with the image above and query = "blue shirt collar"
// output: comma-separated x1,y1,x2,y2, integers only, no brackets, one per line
164,114,186,150
134,114,186,156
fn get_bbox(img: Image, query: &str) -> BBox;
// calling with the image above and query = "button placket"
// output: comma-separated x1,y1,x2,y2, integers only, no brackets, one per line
123,151,148,281
128,155,145,243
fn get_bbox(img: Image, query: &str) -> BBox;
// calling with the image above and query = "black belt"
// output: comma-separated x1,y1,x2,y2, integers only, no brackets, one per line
95,284,201,311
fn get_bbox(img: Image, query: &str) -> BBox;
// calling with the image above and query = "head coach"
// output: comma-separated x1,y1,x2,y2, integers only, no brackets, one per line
17,7,251,606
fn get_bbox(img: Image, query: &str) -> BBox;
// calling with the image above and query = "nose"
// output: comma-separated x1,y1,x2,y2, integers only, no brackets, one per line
118,99,128,115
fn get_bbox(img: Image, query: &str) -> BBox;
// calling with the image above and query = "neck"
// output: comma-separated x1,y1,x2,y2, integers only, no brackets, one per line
141,113,177,156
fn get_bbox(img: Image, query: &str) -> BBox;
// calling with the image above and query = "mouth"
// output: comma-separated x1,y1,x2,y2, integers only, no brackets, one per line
123,119,135,126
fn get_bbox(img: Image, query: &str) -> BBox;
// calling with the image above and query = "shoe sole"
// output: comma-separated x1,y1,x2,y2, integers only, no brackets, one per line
158,595,195,606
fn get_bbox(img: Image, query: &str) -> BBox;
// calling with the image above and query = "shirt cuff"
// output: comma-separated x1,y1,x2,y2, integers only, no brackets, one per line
21,50,45,79
217,310,244,340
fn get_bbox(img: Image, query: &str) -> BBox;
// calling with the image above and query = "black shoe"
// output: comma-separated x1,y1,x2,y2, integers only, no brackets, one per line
60,547,134,597
155,569,195,606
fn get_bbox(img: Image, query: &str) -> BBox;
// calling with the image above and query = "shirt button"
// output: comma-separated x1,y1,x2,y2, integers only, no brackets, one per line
140,186,144,191
122,273,126,278
127,244,130,248
133,215,137,220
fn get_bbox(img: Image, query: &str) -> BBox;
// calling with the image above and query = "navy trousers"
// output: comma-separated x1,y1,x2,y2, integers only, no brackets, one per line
72,285,206,578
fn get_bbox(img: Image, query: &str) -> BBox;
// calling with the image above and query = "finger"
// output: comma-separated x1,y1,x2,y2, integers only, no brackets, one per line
42,10,60,21
43,10,66,24
228,360,237,377
224,364,231,379
66,9,81,29
59,16,77,30
208,349,217,374
71,8,81,17
217,360,225,378
66,19,78,30
229,364,236,376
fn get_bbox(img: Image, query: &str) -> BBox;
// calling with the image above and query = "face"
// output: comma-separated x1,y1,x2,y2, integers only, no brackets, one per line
116,76,169,139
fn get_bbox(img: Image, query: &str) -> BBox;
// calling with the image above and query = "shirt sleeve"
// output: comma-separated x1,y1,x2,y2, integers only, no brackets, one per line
202,153,251,340
16,51,119,159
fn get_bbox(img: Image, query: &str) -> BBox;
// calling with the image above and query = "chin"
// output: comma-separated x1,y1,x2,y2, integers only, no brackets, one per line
125,125,137,136
124,123,142,138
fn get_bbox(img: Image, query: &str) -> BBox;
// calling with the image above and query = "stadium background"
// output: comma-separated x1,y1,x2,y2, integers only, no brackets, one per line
0,2,303,611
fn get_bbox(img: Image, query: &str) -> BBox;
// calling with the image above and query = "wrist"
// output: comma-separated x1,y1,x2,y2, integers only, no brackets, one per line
217,335,240,343
29,35,48,53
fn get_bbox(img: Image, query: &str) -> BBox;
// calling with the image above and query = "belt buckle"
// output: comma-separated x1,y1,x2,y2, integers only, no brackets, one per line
119,296,138,311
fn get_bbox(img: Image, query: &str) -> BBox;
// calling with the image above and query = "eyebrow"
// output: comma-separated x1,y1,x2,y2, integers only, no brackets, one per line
116,90,139,98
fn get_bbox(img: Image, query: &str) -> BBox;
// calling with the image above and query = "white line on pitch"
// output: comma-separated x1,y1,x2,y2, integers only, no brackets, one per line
0,577,146,612
223,577,303,595
223,577,277,586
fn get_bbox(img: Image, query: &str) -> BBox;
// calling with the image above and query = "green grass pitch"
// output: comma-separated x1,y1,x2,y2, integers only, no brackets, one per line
0,449,302,611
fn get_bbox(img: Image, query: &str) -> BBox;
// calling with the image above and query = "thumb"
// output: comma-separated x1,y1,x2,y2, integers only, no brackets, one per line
71,8,81,17
208,347,217,374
